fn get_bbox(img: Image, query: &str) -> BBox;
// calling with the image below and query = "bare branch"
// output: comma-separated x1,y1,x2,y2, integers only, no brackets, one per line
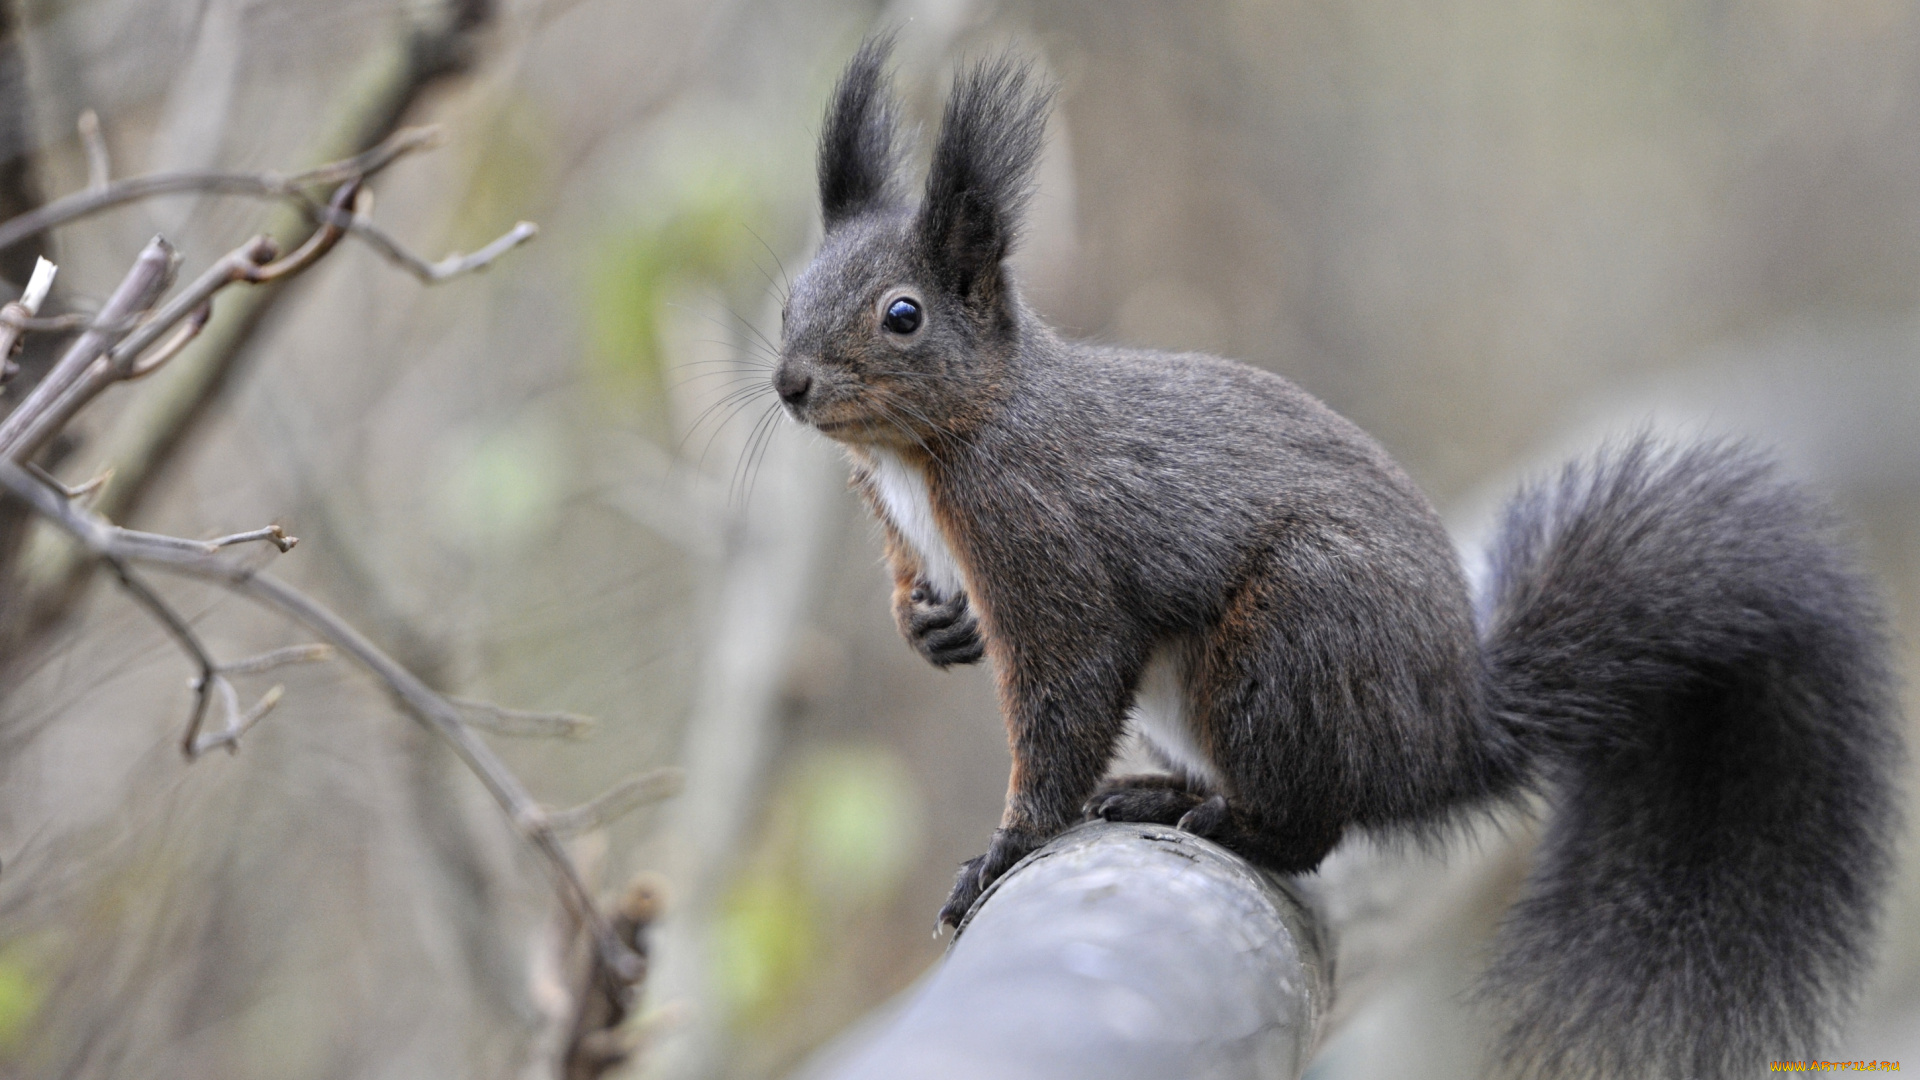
451,695,598,738
0,183,362,470
12,312,98,333
115,522,295,556
283,125,444,188
0,125,526,288
0,126,441,255
0,238,176,462
24,460,108,502
0,459,644,985
546,768,686,837
77,110,109,192
103,236,274,372
124,302,211,379
206,525,296,552
103,559,218,753
340,213,539,282
219,643,332,674
0,256,58,383
188,679,285,757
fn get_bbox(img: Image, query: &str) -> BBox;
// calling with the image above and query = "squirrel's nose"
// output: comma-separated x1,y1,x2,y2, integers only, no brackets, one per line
775,365,813,407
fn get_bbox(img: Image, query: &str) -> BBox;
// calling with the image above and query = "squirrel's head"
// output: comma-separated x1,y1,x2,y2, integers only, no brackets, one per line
775,37,1053,449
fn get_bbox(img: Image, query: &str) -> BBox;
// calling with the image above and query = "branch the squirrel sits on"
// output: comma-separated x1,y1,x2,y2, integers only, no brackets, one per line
772,38,1903,1080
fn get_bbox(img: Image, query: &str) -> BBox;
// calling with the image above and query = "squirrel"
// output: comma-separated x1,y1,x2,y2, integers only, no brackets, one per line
771,38,1902,1078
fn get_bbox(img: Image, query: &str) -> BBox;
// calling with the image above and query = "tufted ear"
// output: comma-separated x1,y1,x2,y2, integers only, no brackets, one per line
917,55,1053,306
819,36,905,229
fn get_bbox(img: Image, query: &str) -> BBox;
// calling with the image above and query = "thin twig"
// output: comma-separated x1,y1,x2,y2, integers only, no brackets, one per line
114,523,296,555
0,126,441,255
105,559,218,753
24,460,108,502
0,256,58,382
451,695,598,738
190,680,285,757
77,110,109,193
219,643,332,674
337,212,539,282
547,768,686,837
0,125,529,288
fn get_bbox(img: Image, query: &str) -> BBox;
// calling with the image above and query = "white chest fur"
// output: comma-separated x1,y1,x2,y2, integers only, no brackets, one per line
1130,644,1224,788
867,446,967,597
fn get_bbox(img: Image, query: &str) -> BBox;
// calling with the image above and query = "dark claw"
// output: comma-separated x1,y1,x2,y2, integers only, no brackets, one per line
1082,774,1207,823
938,854,988,929
1175,793,1232,837
1086,786,1204,825
907,593,966,634
938,828,1042,929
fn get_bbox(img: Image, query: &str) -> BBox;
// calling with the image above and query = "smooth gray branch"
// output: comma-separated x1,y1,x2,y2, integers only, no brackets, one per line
799,822,1330,1080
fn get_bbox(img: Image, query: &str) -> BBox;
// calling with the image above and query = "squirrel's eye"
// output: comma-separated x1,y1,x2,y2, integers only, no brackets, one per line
882,297,923,335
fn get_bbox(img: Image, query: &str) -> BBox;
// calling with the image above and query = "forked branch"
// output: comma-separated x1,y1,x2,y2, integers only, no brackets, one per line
0,459,645,986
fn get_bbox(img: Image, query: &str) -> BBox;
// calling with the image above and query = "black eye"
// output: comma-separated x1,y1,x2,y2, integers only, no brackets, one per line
882,297,923,335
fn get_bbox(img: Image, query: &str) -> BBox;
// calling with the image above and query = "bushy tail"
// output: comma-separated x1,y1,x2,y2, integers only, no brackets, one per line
1479,436,1902,1079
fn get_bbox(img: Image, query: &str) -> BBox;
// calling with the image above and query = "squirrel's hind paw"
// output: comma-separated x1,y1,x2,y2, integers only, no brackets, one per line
1084,774,1207,824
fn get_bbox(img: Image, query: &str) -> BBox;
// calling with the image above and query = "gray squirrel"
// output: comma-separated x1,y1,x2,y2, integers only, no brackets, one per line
771,38,1902,1078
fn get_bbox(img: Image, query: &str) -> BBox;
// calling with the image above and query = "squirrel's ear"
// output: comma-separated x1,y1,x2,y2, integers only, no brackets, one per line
819,36,904,229
918,55,1053,305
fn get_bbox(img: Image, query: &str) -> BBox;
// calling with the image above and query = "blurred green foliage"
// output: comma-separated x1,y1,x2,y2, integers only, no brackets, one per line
451,96,550,251
586,167,775,426
0,948,43,1056
434,414,567,553
714,745,926,1029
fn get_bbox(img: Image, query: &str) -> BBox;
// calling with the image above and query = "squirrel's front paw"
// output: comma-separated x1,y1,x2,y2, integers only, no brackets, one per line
898,586,985,668
937,827,1041,929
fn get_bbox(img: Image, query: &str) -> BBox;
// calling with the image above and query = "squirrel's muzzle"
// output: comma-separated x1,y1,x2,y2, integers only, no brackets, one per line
774,364,813,409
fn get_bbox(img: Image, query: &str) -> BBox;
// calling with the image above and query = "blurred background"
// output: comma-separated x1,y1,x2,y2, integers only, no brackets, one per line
0,0,1918,1077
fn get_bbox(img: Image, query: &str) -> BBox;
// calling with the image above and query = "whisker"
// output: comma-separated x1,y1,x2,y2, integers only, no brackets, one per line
693,391,777,476
668,371,775,393
744,224,793,300
868,395,940,464
677,381,778,465
742,403,789,507
663,302,785,364
872,385,944,441
717,304,784,363
731,402,783,508
672,350,775,370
